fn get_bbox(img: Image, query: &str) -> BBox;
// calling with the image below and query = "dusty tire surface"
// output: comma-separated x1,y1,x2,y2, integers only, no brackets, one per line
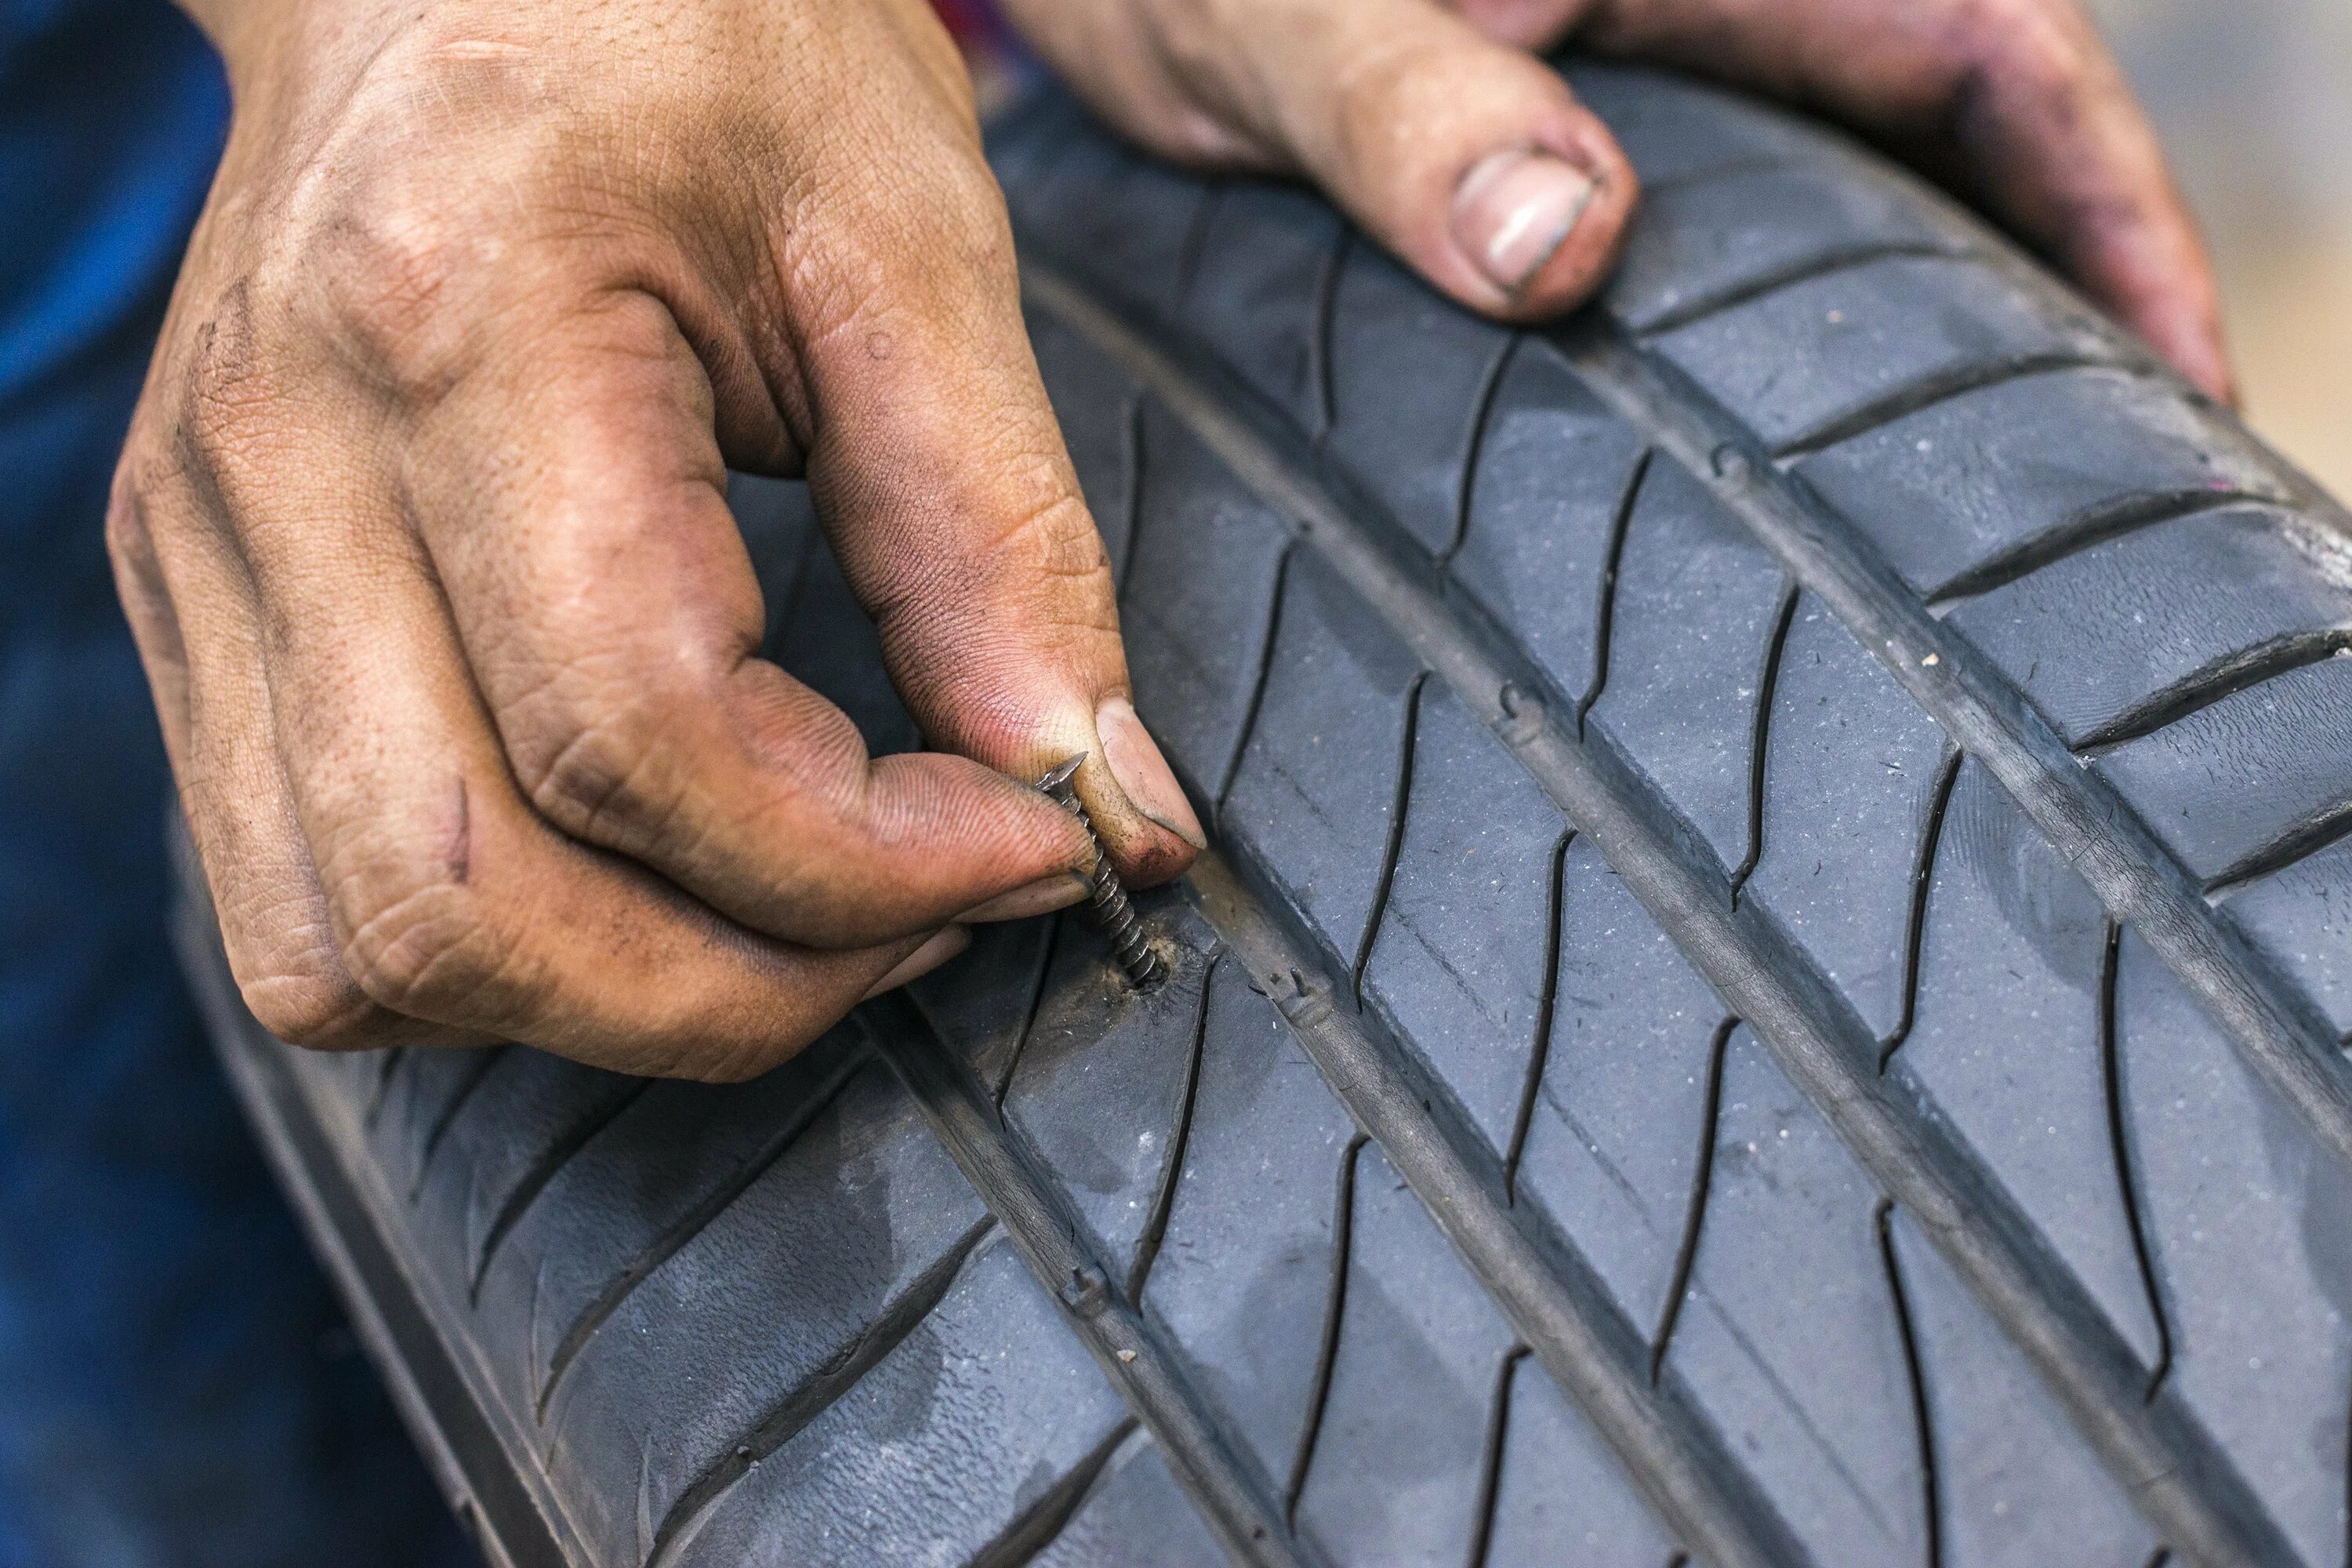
181,63,2352,1568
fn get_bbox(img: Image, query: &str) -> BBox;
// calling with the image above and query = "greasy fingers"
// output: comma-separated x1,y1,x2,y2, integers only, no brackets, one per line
760,57,1204,883
1000,0,1639,320
111,0,1166,1076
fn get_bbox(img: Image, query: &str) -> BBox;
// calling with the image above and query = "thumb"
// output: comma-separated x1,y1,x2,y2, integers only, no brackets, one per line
786,118,1204,884
1006,0,1641,322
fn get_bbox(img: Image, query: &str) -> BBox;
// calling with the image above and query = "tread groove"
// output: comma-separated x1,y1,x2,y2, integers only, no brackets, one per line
470,1078,653,1300
1125,955,1217,1305
1174,185,1225,305
1922,488,2283,607
1018,265,2303,1565
1876,1200,1942,1568
1768,352,2125,461
1635,240,1966,337
1311,230,1349,444
2205,795,2352,895
2077,630,2352,754
1503,829,1576,1203
365,1046,408,1130
1117,395,1147,603
410,1047,510,1201
1578,448,1653,728
1465,1347,1528,1568
1880,747,1965,1069
1732,583,1802,897
1442,335,1522,563
1216,543,1298,815
1287,1134,1367,1525
535,1048,869,1421
996,911,1065,1108
967,1417,1142,1568
643,1218,997,1568
1353,672,1429,1007
1652,1015,1737,1382
861,989,1319,1568
1192,855,1806,1568
2100,920,2175,1400
1566,309,2352,1196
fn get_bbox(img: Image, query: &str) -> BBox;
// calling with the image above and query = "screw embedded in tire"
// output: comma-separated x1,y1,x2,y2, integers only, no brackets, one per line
1037,754,1167,991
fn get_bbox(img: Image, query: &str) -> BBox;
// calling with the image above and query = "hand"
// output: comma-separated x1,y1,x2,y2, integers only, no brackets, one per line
1000,0,2234,401
114,0,1205,1078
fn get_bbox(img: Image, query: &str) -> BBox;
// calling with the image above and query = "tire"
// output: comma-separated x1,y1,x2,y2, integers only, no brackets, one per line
176,62,2352,1568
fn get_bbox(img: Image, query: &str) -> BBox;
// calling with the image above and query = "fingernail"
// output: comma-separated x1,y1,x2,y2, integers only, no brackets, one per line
957,870,1093,924
862,927,971,1000
1452,148,1596,295
1096,696,1207,851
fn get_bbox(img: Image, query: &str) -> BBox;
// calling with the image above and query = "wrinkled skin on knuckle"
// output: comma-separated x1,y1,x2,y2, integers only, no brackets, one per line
322,819,506,1025
516,691,695,851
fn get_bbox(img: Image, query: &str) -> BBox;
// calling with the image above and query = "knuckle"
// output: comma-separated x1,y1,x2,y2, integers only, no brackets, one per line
331,860,503,1022
514,693,687,848
219,900,390,1047
310,180,491,400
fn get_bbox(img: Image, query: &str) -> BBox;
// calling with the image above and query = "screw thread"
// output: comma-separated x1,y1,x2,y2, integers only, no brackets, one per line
1038,758,1167,990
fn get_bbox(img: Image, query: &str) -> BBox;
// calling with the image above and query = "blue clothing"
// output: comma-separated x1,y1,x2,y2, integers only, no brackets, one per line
2,4,469,1563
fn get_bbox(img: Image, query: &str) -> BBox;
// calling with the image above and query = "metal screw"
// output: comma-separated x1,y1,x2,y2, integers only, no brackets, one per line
1037,754,1167,991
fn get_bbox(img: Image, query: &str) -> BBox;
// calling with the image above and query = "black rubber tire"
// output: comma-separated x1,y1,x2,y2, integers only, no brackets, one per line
178,62,2352,1568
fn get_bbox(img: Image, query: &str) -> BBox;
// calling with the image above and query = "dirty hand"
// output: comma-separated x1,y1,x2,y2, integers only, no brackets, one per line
1005,0,2234,400
115,0,1208,1077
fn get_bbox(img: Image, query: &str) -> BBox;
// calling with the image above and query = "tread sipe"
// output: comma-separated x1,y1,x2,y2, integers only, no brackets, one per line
181,62,2352,1568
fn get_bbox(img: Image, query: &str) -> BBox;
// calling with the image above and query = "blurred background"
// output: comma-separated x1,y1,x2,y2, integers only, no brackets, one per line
2089,0,2350,494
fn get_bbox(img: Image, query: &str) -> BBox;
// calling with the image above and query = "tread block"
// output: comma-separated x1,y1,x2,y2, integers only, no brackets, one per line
1184,185,1345,437
1362,681,1567,1152
1005,905,1221,1283
732,474,920,757
1791,365,2285,597
1145,962,1359,1492
1484,1349,1683,1567
1946,505,2352,747
1648,254,2114,452
2115,933,2352,1568
1744,595,1952,1040
1222,548,1425,971
405,1046,643,1290
543,1061,988,1558
1584,457,1789,874
1294,1142,1523,1564
1896,763,2164,1367
367,1044,507,1196
1123,402,1295,799
1564,63,1829,187
674,1236,1130,1568
2217,836,2352,1040
1517,837,1726,1334
1667,1026,1927,1566
1885,1207,2159,1568
907,915,1061,1098
466,1028,868,1417
1001,118,1207,323
1324,245,1514,559
1608,158,1958,332
2094,656,2352,885
1447,339,1649,708
1030,308,1143,586
1031,1430,1231,1568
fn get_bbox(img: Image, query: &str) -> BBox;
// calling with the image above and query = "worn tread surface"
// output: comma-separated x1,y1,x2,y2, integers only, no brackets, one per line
181,63,2352,1568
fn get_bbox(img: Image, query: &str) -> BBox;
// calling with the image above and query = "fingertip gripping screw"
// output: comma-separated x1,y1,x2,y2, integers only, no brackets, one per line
1038,754,1167,991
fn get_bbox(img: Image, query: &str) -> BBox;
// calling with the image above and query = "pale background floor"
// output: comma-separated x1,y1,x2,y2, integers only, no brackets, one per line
2093,0,2351,495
